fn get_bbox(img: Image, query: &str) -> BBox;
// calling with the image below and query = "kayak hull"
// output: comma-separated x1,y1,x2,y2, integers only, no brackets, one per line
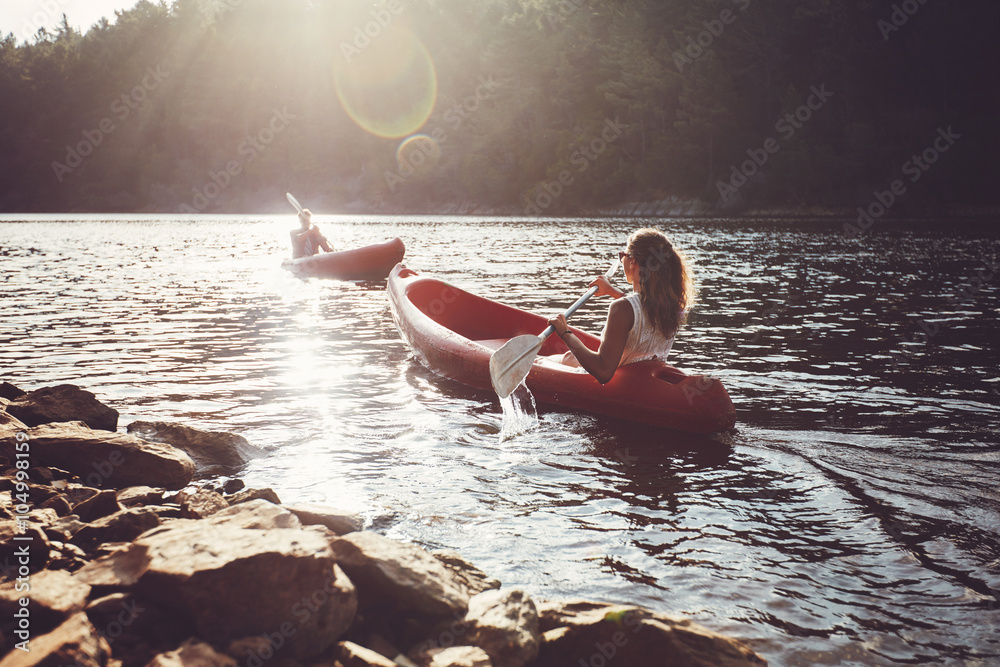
282,238,405,280
387,264,736,434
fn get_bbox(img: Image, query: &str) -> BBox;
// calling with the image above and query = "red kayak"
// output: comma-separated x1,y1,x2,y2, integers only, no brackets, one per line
387,264,736,434
282,238,405,280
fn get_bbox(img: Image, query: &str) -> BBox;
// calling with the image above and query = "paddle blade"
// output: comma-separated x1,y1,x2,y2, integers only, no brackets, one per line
286,192,303,213
490,335,544,399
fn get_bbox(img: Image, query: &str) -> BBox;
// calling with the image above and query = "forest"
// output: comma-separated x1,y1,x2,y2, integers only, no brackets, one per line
1,0,997,215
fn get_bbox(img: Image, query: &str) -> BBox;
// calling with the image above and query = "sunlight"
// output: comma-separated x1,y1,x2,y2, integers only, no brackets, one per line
333,25,437,139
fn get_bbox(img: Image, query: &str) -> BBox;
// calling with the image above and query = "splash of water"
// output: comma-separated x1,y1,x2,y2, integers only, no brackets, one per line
498,381,538,442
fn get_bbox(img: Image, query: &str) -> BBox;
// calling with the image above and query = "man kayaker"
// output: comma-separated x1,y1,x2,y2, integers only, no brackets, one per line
290,209,334,258
547,228,694,384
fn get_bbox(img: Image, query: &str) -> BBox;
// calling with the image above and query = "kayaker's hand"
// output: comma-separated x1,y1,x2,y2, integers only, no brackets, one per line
547,314,569,337
589,275,622,298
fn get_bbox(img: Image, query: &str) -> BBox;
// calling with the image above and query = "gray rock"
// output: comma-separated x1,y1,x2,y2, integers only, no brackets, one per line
0,611,110,667
6,384,118,431
465,589,538,667
38,494,72,517
535,601,767,667
116,485,166,507
0,411,28,443
58,484,101,510
221,478,245,494
126,421,262,473
423,646,493,667
177,488,229,519
0,520,51,573
71,489,122,522
227,487,281,505
0,422,194,490
0,382,25,401
333,641,397,667
285,503,362,535
147,639,237,667
0,570,90,635
70,508,161,551
328,531,470,617
431,550,500,596
203,498,301,530
43,515,89,542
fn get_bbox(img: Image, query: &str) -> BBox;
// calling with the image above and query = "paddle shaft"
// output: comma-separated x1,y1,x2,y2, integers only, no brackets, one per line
505,258,620,371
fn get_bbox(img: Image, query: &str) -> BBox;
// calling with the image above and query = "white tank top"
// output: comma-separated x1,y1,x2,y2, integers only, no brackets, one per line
609,293,678,366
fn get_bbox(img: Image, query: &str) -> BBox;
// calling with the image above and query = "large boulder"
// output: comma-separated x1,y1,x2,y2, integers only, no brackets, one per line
0,422,194,490
6,385,118,432
126,421,263,474
75,519,356,658
328,531,471,617
0,611,110,667
464,589,538,667
536,601,767,667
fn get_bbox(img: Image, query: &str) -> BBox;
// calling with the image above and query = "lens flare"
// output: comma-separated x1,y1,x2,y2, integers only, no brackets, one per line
334,26,437,139
396,134,442,175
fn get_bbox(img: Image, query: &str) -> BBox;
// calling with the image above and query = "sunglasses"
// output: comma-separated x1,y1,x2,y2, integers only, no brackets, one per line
618,251,631,261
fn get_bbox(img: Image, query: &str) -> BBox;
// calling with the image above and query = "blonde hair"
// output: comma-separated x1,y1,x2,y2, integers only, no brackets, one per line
626,228,696,339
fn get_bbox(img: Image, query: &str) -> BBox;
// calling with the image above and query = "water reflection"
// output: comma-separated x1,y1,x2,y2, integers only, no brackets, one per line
1,215,998,666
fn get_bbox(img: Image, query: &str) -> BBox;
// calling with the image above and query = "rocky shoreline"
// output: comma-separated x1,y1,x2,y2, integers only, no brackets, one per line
0,382,767,667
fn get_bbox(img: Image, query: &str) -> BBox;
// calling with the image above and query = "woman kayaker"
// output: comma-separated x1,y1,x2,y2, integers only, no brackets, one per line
290,209,334,258
547,228,695,384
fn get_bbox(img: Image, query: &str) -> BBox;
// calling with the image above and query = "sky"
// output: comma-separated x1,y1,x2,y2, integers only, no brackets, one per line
1,0,137,43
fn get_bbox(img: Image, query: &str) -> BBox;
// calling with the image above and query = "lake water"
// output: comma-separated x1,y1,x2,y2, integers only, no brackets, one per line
2,215,999,666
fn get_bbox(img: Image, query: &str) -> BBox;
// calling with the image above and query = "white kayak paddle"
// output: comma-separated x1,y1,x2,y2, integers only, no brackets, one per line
489,258,620,399
286,192,304,214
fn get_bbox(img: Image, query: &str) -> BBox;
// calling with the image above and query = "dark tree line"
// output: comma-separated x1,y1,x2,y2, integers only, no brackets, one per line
1,0,997,214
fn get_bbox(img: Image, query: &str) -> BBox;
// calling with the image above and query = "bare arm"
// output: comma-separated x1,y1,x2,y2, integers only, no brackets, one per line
548,298,634,384
315,228,334,252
